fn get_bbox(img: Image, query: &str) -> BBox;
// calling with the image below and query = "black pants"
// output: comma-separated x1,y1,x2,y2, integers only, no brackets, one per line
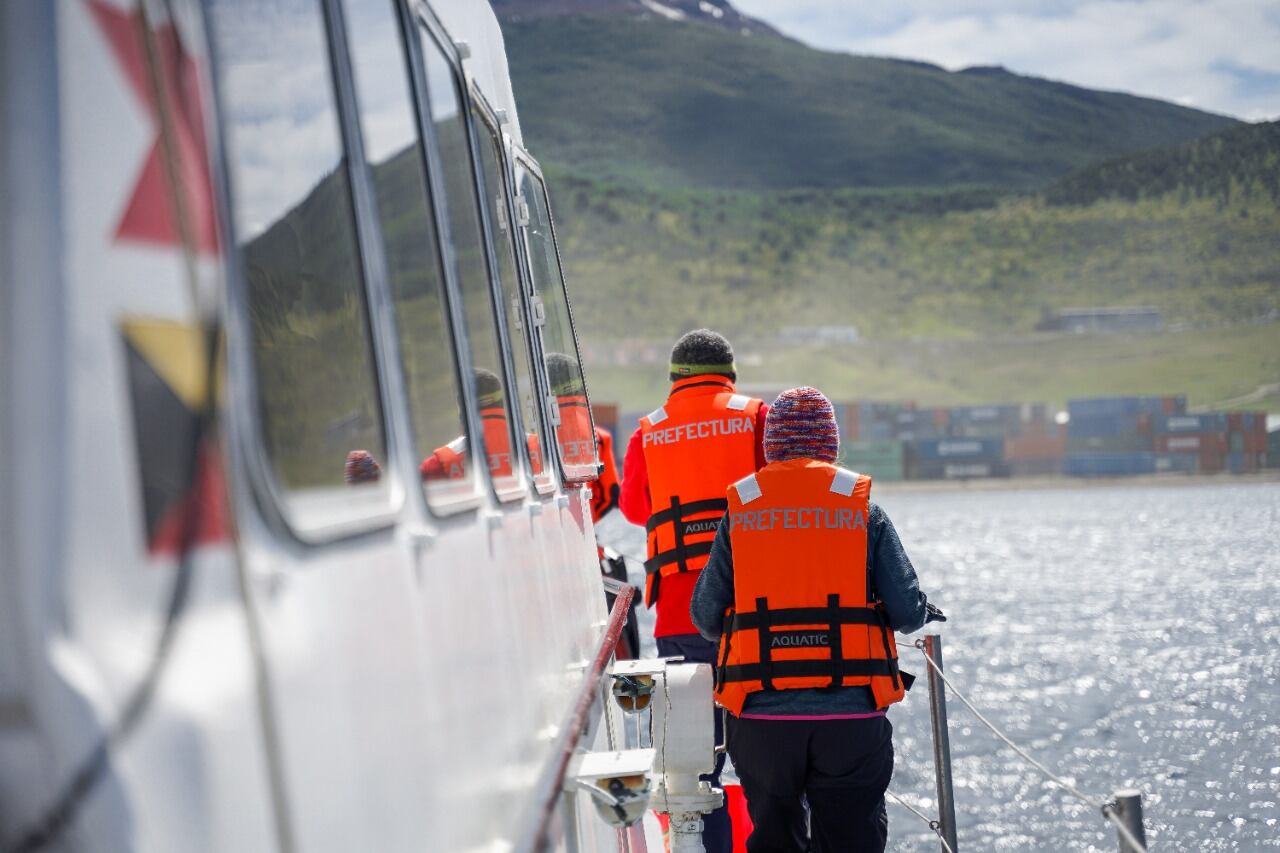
726,715,894,853
656,634,732,853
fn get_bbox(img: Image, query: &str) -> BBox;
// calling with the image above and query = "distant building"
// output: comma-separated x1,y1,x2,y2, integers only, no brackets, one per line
778,325,860,345
1037,307,1163,334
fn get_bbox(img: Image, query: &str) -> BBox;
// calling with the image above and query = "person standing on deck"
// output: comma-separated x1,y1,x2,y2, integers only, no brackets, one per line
691,386,944,853
620,329,768,853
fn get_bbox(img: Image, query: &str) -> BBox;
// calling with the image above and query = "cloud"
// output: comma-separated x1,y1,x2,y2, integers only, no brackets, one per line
731,0,1280,120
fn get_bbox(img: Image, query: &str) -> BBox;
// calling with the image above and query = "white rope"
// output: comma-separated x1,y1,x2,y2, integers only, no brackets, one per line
910,639,1150,853
885,790,955,853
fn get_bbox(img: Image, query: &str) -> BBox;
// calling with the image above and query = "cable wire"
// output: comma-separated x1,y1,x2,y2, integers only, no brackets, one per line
886,790,955,853
910,640,1150,853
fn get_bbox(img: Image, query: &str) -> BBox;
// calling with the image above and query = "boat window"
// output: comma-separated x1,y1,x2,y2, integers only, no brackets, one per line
208,0,392,535
342,0,476,508
470,103,551,489
417,27,525,496
515,164,600,484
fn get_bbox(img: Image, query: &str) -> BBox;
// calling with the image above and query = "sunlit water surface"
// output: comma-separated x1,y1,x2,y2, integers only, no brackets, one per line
597,481,1280,851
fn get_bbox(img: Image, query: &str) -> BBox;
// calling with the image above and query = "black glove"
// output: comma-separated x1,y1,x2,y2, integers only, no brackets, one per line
925,603,947,623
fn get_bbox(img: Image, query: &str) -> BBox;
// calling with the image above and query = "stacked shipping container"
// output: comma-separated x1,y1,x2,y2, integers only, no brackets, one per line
596,393,1273,484
1064,396,1182,477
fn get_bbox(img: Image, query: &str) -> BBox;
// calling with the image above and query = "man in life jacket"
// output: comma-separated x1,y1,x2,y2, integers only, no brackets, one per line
421,368,540,480
620,329,768,853
547,353,638,657
691,387,944,853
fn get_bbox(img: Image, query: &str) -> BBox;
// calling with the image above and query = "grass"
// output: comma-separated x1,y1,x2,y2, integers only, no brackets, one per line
585,321,1280,413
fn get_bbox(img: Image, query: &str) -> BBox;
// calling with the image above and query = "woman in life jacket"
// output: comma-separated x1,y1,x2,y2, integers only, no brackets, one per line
690,387,945,853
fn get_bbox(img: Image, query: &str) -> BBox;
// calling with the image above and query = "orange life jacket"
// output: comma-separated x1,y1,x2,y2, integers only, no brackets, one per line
556,394,598,470
713,459,905,715
638,377,762,607
426,406,519,479
589,426,620,523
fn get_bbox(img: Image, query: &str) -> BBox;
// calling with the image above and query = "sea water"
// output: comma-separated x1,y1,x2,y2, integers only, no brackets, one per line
597,481,1280,851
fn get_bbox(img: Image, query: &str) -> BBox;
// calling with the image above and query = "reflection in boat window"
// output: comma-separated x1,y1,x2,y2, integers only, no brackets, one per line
209,0,391,531
417,29,524,493
517,167,599,480
471,105,549,484
343,0,476,506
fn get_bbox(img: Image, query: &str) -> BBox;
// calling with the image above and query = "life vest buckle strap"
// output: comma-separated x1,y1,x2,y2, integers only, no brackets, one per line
642,540,715,575
644,497,729,532
755,596,774,691
727,605,880,633
719,658,898,684
826,593,843,688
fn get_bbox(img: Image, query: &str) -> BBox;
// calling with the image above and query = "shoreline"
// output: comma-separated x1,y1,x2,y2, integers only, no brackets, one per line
875,470,1280,494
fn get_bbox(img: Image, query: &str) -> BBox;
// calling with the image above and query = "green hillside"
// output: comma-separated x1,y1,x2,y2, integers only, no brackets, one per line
500,13,1236,191
550,163,1280,343
545,121,1280,410
1046,119,1280,206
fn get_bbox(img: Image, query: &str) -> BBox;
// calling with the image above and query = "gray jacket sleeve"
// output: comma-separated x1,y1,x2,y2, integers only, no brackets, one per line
869,502,930,634
690,519,734,642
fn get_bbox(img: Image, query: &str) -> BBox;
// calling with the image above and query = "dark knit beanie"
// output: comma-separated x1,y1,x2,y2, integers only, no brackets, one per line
474,368,504,408
670,329,736,381
764,387,839,463
546,352,583,397
344,449,381,484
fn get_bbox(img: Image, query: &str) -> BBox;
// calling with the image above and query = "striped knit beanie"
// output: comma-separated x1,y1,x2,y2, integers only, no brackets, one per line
670,329,736,381
344,449,381,484
764,387,839,463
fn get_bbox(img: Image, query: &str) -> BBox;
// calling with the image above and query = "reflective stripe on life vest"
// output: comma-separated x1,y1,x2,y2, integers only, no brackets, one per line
638,377,762,607
714,459,905,715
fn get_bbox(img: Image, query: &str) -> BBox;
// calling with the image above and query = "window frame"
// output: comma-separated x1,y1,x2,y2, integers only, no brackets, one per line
339,0,496,517
205,0,408,544
509,145,602,486
464,84,558,497
400,0,536,507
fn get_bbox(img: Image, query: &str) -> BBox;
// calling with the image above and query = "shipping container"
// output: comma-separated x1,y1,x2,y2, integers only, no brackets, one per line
845,439,905,457
1067,395,1185,419
1064,453,1157,477
1008,458,1063,477
1155,413,1228,433
1005,432,1067,461
1154,433,1229,454
1228,451,1263,474
1067,434,1153,453
908,460,1010,480
845,456,905,483
1155,454,1199,474
909,438,1004,462
1067,413,1145,437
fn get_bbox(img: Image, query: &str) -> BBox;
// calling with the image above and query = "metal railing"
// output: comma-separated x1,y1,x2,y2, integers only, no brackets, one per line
893,634,1151,853
517,584,636,853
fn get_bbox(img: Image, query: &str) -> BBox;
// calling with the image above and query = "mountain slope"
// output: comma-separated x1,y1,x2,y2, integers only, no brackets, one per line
1045,119,1280,206
499,12,1237,191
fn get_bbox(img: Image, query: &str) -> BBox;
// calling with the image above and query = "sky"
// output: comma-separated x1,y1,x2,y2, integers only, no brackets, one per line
730,0,1280,121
